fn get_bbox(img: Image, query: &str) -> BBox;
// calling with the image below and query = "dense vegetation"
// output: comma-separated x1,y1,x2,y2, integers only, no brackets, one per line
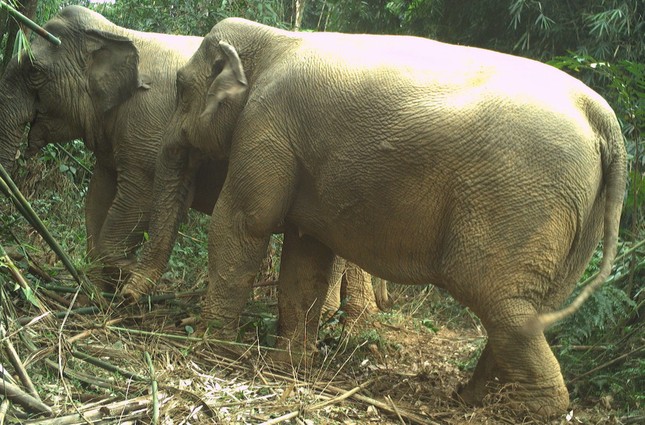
1,0,643,418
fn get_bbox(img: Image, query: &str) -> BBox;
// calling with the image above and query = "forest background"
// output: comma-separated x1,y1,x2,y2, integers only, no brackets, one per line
1,0,644,418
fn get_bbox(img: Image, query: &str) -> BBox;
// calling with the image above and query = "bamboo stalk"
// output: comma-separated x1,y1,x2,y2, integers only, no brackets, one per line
17,306,100,325
0,378,52,416
0,243,45,312
0,0,61,45
0,398,10,425
0,164,106,309
144,352,159,425
22,393,166,425
20,335,117,390
71,349,147,382
0,324,41,401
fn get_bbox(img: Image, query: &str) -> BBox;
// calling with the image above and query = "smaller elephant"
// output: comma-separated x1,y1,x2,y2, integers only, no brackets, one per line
0,5,219,287
0,6,381,316
126,18,625,418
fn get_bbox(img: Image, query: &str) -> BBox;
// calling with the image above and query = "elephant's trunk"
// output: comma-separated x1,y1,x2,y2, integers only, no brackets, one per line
0,60,36,173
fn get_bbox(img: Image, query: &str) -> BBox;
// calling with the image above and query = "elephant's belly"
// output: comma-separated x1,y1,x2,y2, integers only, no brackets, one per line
287,189,447,286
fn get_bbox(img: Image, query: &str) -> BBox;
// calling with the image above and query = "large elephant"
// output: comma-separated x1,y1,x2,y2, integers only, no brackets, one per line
0,6,381,314
124,18,626,416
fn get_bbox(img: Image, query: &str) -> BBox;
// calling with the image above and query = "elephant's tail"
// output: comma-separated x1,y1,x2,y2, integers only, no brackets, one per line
530,97,627,332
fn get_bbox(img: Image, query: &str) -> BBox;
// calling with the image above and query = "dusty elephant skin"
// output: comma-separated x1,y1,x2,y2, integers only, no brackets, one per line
124,18,627,417
0,6,377,310
0,5,228,288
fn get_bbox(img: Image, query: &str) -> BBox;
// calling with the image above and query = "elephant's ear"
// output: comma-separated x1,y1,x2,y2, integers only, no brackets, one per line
200,41,248,118
85,29,147,113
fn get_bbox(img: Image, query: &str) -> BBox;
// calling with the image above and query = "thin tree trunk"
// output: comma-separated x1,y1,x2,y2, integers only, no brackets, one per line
293,0,306,31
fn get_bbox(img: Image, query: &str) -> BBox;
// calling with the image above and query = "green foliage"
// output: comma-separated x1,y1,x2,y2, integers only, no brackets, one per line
83,0,291,35
548,241,644,409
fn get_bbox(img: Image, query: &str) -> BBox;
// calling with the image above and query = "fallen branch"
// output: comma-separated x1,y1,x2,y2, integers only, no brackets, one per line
0,323,41,401
22,393,167,425
0,378,52,417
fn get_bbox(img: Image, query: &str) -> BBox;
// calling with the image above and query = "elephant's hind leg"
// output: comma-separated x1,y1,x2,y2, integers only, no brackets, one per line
274,225,336,365
459,298,569,417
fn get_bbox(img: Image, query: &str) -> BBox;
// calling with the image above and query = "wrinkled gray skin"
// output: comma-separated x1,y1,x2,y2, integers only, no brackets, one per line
0,6,379,311
0,5,226,285
124,18,626,417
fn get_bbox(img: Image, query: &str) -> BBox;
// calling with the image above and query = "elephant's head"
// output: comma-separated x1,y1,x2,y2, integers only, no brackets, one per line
169,27,250,158
0,5,146,173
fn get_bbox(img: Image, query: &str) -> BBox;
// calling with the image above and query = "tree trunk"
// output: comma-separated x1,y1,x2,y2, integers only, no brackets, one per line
293,0,306,31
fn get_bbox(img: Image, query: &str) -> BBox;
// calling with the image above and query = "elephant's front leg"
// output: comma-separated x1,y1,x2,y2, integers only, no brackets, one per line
85,165,117,260
275,225,336,364
85,165,118,290
94,168,153,289
200,184,276,340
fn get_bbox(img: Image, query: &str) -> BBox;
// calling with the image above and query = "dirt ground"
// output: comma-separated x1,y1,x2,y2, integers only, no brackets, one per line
0,269,631,425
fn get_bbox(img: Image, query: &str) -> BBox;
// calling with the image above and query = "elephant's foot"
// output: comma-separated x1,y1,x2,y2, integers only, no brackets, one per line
267,337,317,369
457,374,569,418
119,270,156,302
456,327,570,418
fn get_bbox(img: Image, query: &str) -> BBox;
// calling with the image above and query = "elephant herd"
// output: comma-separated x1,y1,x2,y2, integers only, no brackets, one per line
0,5,626,418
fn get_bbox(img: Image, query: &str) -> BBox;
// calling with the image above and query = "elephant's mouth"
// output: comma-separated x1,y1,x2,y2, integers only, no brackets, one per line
26,123,48,158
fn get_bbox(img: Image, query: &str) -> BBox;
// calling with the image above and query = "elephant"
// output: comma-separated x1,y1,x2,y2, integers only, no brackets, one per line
0,6,382,315
123,18,627,417
0,5,220,285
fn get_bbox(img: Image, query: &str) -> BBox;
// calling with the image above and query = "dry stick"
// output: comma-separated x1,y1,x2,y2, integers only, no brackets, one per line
258,380,376,425
144,352,159,425
0,398,9,425
21,393,166,425
321,382,441,425
0,378,52,417
0,324,41,401
385,395,407,425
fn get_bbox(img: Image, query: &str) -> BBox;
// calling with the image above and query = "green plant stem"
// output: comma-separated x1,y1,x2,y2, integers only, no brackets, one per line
570,343,645,383
0,164,107,309
71,349,148,382
145,352,159,425
56,144,93,175
0,0,61,45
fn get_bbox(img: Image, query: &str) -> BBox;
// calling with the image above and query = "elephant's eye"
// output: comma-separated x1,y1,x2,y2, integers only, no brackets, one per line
26,65,48,89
